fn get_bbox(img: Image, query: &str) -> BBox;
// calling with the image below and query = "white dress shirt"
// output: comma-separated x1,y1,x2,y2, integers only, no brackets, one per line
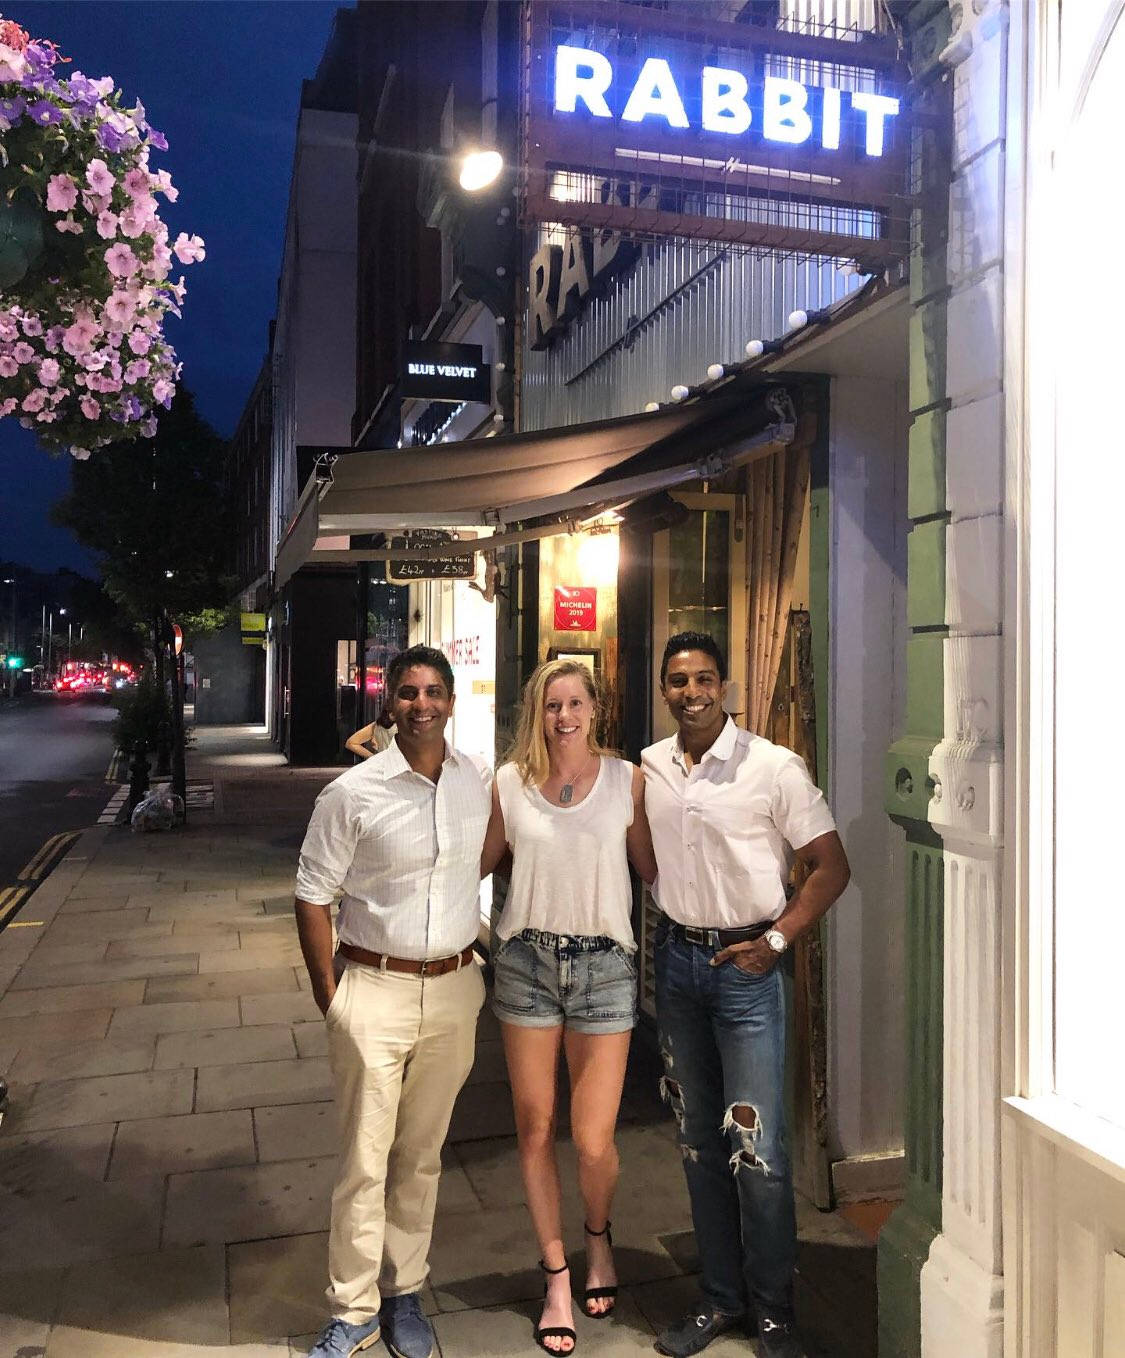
642,717,836,929
296,739,492,960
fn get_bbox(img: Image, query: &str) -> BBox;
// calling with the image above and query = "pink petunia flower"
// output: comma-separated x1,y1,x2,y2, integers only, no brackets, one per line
172,233,206,265
124,359,150,384
46,174,78,213
0,356,17,378
153,170,178,202
38,358,60,386
104,243,139,278
55,217,83,235
12,341,34,365
21,388,48,413
70,447,93,460
123,167,150,199
79,395,102,420
127,330,152,356
96,212,118,240
0,397,17,417
44,326,65,354
86,158,115,195
104,290,136,327
21,313,43,337
152,377,175,404
63,317,100,356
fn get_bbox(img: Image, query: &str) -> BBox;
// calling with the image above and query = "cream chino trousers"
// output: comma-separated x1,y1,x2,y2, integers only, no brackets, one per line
324,956,484,1323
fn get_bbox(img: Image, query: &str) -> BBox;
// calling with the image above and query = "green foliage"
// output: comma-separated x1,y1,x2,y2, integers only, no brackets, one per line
52,388,234,628
179,604,237,640
111,668,171,754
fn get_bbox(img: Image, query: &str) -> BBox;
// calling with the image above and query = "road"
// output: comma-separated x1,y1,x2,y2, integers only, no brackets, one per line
0,692,118,901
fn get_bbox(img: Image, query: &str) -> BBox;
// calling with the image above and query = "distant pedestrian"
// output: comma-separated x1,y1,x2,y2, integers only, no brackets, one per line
643,632,850,1358
344,703,395,759
295,645,491,1358
481,658,656,1355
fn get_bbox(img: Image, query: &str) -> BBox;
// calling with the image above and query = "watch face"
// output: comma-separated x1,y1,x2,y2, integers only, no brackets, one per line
766,930,786,953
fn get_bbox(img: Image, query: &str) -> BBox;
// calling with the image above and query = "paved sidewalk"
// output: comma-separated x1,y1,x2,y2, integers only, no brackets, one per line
0,725,877,1357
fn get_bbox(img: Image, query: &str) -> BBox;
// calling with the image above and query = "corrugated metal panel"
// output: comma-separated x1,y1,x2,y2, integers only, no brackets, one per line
521,239,866,430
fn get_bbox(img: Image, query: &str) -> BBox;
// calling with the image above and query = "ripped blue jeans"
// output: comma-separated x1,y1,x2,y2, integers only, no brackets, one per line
654,921,795,1317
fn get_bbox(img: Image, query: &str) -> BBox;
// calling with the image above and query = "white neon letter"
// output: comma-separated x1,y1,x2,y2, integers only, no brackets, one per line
820,86,841,150
621,57,689,128
701,66,751,135
850,92,900,156
554,45,613,118
762,76,812,145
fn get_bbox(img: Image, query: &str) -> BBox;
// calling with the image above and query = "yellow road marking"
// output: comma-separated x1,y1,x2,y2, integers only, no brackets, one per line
0,886,30,928
19,833,64,882
8,920,43,928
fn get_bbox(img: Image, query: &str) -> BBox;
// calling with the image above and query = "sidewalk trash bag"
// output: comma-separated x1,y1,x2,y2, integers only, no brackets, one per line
130,784,185,832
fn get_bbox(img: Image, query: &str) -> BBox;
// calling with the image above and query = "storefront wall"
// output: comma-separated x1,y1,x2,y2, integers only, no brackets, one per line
521,241,910,1181
1002,3,1125,1357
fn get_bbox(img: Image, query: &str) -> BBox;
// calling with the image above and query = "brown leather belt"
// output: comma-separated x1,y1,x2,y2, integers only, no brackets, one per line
337,941,475,977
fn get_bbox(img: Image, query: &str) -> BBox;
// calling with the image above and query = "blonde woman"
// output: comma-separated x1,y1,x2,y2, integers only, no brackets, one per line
481,659,656,1355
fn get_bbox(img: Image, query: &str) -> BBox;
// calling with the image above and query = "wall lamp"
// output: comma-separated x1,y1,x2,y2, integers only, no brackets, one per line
459,149,503,192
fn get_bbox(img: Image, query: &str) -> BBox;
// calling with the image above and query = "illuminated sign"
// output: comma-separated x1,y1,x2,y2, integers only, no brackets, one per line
553,45,900,157
402,341,491,404
387,529,476,583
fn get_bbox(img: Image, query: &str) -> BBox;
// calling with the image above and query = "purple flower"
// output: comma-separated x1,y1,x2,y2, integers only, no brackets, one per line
147,128,168,151
24,41,57,78
126,395,145,421
0,96,25,122
96,121,127,153
65,73,101,116
27,98,63,127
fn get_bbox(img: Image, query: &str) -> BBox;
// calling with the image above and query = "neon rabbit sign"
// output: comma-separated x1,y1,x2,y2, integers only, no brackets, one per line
552,44,901,157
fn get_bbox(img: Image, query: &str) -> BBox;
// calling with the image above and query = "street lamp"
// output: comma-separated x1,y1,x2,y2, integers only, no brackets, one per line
459,149,503,192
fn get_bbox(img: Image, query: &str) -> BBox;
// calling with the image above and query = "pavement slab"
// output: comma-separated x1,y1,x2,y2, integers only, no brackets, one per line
15,1068,195,1132
0,1121,116,1196
253,1101,338,1162
48,1243,229,1356
155,1023,297,1069
145,968,300,1004
197,944,305,974
433,1290,659,1357
109,1109,257,1179
195,1057,334,1112
240,990,323,1027
0,1006,112,1046
0,977,146,1017
45,909,170,942
108,998,242,1038
163,1155,336,1248
227,1231,329,1344
0,1174,164,1270
0,1265,65,1355
292,1021,328,1058
11,955,199,989
7,1034,156,1083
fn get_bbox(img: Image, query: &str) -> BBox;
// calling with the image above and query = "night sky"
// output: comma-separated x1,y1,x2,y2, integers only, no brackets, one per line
1,0,348,574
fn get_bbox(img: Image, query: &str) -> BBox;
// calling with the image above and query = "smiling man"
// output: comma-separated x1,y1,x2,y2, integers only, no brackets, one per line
294,645,491,1358
642,632,850,1358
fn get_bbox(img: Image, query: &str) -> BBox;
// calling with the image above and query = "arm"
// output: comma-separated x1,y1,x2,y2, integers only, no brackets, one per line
626,764,657,885
480,778,509,878
713,830,850,974
295,899,337,1016
345,723,376,759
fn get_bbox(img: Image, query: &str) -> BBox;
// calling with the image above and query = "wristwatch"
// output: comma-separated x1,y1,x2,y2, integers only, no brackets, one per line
764,928,788,955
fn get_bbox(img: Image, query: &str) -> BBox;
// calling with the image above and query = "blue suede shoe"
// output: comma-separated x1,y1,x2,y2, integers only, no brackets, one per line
380,1291,435,1358
306,1315,381,1357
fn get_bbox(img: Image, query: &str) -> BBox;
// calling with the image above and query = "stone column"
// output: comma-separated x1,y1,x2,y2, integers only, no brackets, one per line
919,4,1009,1356
877,6,952,1356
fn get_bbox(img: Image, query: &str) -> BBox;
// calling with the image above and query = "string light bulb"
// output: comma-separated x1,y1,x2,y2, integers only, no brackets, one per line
670,384,690,402
706,363,725,381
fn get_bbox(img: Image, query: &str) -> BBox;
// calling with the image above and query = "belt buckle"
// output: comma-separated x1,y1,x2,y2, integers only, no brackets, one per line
418,958,436,978
683,926,707,946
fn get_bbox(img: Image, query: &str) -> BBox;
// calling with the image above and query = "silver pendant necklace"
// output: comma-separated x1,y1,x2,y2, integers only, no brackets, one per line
558,756,589,805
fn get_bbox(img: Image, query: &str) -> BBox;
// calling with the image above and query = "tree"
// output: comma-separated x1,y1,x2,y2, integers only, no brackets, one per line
53,387,233,627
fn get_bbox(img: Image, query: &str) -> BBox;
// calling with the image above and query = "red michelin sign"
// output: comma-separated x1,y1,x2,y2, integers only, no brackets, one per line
553,585,597,631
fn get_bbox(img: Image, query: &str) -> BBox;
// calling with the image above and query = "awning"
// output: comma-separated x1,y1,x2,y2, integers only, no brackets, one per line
275,387,794,587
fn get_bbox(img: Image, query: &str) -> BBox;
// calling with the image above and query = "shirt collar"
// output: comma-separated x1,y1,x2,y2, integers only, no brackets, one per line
671,715,738,771
375,736,459,780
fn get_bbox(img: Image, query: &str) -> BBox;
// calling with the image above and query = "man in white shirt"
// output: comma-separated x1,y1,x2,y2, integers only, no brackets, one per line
295,645,491,1358
642,632,850,1358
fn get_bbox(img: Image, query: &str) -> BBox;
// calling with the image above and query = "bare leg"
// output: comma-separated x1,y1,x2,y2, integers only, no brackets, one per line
501,1021,573,1355
563,1027,631,1316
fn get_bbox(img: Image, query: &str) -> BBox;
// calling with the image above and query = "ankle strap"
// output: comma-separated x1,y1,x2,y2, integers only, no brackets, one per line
583,1221,611,1236
539,1260,569,1275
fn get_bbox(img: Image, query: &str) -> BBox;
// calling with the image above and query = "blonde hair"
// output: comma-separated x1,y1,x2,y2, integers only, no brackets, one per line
505,659,615,786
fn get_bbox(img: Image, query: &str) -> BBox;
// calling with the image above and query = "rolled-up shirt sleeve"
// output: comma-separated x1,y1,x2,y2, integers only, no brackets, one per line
295,781,359,906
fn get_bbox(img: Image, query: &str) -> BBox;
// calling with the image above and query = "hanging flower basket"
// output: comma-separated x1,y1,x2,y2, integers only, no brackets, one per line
0,16,204,458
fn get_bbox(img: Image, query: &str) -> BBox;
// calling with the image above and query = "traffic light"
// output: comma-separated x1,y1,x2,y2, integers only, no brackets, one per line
5,656,22,669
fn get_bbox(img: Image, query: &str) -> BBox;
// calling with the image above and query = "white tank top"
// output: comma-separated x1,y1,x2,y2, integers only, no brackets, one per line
495,756,636,950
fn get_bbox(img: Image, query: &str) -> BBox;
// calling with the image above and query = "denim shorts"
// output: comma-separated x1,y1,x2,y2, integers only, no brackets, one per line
491,928,637,1033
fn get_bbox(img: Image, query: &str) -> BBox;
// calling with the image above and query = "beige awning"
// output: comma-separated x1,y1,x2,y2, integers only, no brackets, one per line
275,389,791,586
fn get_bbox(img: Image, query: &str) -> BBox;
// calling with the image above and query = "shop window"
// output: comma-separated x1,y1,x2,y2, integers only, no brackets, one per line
666,507,731,668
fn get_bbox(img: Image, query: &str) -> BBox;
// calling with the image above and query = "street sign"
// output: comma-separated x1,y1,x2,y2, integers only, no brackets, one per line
172,624,183,657
387,529,476,583
401,341,491,404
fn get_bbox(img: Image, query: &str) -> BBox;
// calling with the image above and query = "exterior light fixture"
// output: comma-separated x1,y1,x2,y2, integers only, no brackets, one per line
787,308,829,331
644,401,661,412
670,384,690,402
459,149,503,192
745,338,783,358
706,363,725,381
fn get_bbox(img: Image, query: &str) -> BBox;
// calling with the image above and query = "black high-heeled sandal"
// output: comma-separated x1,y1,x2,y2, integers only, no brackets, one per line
535,1260,577,1354
582,1221,618,1317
